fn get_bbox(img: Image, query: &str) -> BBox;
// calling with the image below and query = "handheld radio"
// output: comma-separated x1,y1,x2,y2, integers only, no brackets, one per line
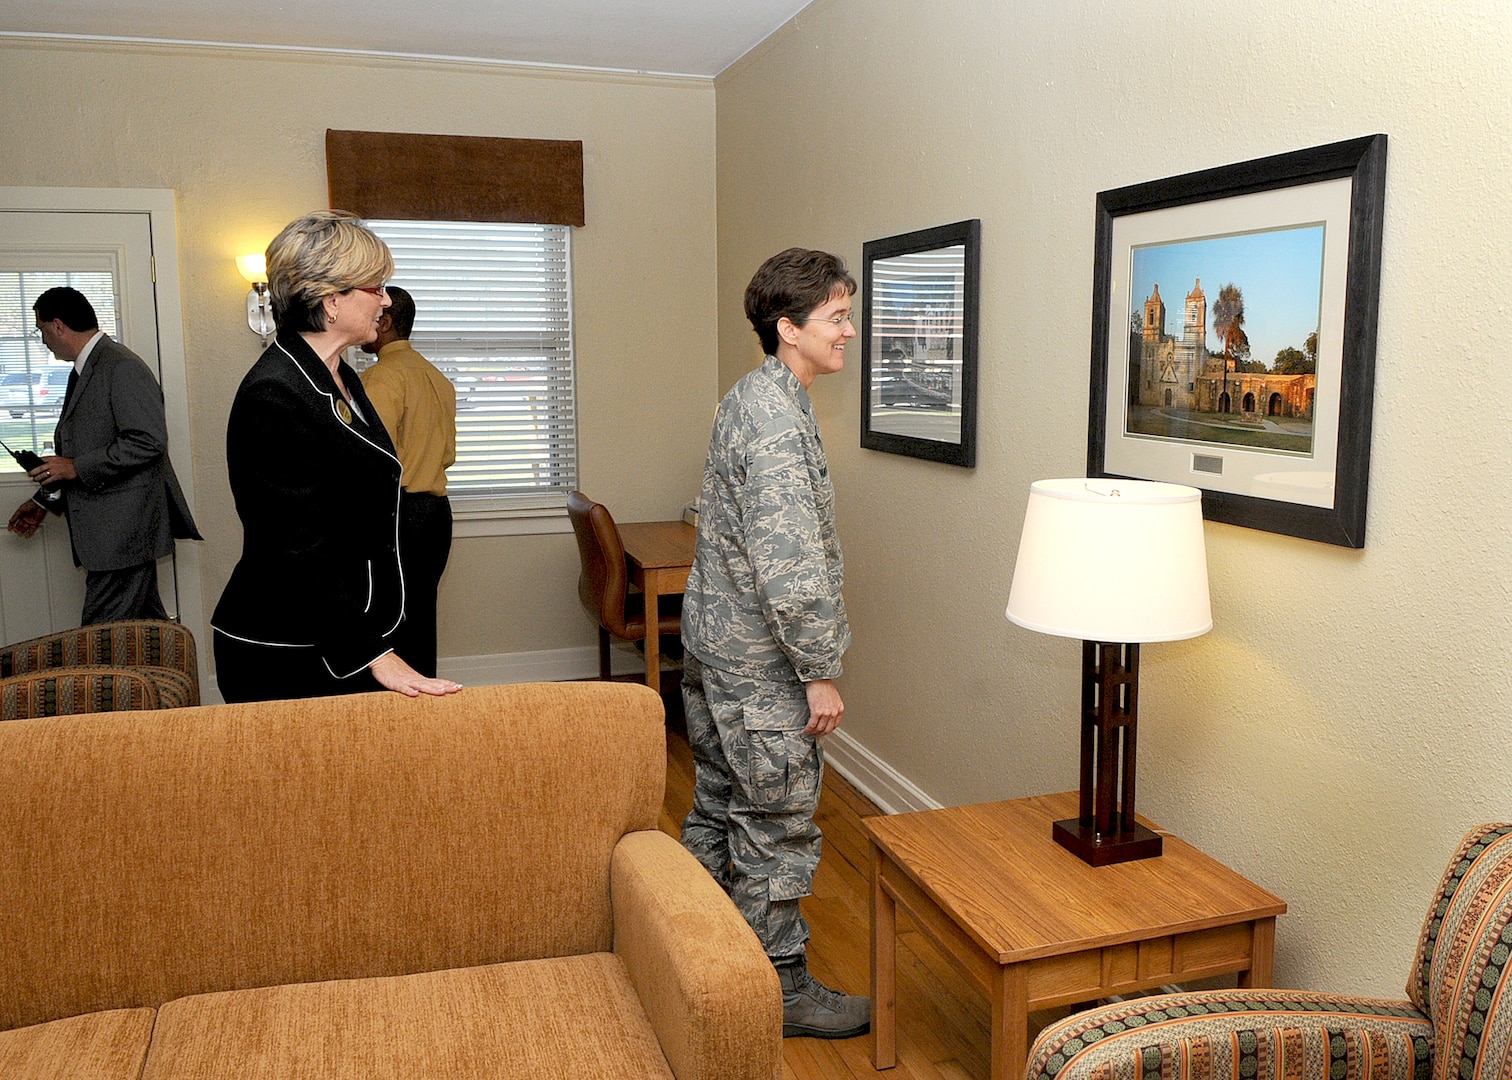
0,436,44,472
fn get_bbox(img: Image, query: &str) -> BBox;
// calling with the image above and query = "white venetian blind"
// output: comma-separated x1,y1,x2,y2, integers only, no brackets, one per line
354,220,577,509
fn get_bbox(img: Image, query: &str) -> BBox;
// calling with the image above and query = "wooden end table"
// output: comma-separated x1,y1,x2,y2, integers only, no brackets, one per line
866,791,1285,1080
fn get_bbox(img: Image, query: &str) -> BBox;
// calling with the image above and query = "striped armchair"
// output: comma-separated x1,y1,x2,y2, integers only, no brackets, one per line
1027,823,1512,1080
0,620,199,716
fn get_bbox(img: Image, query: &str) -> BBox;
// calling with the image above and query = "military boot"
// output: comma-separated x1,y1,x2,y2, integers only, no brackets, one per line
776,957,871,1039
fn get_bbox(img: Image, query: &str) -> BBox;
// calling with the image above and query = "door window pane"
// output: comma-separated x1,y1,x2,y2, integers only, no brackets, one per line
0,271,117,463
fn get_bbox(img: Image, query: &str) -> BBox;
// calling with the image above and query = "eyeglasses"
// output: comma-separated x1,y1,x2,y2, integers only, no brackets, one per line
802,312,854,328
29,326,43,339
350,285,388,297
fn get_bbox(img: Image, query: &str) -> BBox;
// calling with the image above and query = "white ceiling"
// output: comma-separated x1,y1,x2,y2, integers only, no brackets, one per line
0,0,817,78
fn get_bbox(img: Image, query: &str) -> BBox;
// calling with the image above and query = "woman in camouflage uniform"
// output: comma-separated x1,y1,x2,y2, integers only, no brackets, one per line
680,248,869,1040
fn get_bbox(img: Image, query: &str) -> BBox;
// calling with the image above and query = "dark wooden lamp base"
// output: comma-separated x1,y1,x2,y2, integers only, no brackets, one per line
1054,640,1164,867
1052,816,1163,866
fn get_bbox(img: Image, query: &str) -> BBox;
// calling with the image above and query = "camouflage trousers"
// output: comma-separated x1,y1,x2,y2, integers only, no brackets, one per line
679,654,823,963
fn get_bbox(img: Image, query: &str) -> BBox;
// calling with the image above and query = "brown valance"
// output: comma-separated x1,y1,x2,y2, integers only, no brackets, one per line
325,130,585,228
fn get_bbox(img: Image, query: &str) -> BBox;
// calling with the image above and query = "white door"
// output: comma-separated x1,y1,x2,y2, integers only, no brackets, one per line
0,204,195,647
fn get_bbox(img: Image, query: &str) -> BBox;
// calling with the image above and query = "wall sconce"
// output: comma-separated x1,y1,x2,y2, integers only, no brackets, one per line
236,253,273,346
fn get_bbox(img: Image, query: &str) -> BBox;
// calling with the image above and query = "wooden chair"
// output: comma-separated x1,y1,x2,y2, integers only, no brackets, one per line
567,491,682,681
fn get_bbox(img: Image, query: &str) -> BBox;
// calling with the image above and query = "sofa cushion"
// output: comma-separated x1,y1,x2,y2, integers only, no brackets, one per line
0,1008,155,1080
141,955,675,1080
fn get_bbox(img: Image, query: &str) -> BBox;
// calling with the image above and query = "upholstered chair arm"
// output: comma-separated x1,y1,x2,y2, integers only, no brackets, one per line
0,666,162,720
129,665,196,709
1028,989,1433,1080
612,829,782,1080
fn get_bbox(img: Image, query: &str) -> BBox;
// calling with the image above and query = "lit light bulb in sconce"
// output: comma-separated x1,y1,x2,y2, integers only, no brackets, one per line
236,253,273,346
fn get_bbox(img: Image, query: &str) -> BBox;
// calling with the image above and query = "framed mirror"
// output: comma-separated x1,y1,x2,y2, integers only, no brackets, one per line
860,219,980,467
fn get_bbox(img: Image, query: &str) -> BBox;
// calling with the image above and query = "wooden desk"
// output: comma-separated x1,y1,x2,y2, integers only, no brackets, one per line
617,519,696,689
866,791,1285,1080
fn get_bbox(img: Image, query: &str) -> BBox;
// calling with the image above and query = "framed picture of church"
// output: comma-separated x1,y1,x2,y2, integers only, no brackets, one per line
860,219,981,467
1087,135,1387,547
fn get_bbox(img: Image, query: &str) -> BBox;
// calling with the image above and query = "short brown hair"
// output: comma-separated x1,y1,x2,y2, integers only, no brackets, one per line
744,248,856,356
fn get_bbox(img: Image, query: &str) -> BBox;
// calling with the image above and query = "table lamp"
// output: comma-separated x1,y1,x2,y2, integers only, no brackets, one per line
1005,479,1211,866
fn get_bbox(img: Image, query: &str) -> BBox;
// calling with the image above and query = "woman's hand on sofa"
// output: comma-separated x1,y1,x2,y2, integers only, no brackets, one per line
369,651,463,697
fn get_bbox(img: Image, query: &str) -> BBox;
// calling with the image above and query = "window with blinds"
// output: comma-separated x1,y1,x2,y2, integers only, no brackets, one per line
351,220,577,512
0,271,117,467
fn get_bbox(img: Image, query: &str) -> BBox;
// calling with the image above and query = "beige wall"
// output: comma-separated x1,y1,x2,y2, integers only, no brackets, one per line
716,0,1512,995
0,38,717,660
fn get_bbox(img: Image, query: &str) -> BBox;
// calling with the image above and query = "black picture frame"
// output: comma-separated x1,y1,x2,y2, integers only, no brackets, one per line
1088,135,1387,547
861,219,980,467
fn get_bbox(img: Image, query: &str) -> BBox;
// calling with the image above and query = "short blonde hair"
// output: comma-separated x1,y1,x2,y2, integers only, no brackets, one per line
266,210,395,333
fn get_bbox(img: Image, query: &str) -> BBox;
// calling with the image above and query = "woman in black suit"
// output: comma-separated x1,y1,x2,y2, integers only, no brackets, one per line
213,210,463,703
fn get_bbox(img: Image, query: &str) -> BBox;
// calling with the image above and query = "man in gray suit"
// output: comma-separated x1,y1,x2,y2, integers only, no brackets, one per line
7,287,200,624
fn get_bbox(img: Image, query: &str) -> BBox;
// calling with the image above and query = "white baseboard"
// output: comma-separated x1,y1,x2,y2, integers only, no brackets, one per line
437,642,648,685
823,728,942,816
210,643,938,818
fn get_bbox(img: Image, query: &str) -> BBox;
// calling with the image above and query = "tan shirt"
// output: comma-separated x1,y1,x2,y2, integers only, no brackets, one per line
359,340,457,496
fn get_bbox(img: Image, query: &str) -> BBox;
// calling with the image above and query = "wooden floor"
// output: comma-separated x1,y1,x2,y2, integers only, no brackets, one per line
658,720,1012,1080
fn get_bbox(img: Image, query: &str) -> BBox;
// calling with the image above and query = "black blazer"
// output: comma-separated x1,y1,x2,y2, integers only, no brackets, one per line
212,331,405,679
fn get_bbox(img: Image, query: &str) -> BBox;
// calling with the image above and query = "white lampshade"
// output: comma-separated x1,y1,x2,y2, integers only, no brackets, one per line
1006,478,1211,643
235,253,268,285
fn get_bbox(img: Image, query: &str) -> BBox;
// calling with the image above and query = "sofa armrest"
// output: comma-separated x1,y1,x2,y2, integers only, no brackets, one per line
612,829,782,1080
1028,989,1433,1080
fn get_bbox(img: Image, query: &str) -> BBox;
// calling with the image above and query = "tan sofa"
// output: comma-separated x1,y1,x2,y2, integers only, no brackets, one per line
0,681,782,1079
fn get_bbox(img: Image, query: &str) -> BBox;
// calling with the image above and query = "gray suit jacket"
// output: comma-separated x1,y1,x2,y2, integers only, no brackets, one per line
36,334,200,570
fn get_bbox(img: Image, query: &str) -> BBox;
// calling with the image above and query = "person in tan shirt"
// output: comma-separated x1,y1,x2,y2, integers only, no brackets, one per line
359,285,457,677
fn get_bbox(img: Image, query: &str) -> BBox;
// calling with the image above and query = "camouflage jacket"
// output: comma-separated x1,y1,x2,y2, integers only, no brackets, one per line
682,355,850,682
